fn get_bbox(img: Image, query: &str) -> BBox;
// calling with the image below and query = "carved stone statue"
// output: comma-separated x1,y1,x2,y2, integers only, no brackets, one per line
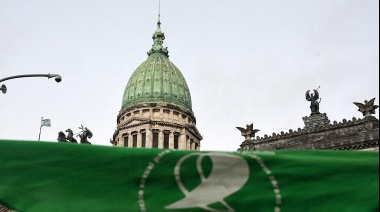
236,124,260,140
66,129,78,143
57,127,93,144
57,131,67,142
353,98,379,117
306,88,321,115
78,125,93,144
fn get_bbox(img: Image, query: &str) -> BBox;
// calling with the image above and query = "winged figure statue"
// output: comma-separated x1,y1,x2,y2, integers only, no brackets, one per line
306,89,321,114
353,98,379,117
236,124,260,140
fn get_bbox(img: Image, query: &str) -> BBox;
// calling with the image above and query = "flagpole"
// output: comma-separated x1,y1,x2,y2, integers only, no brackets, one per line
38,117,42,141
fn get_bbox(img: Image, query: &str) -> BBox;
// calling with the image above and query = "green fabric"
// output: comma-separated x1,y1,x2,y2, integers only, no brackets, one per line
0,140,378,212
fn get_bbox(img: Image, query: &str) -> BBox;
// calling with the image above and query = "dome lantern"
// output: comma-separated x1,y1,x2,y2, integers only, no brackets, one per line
147,3,169,57
121,19,192,114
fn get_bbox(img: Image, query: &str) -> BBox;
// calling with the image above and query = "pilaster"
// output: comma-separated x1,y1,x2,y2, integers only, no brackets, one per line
158,130,164,148
146,129,152,148
137,132,142,148
128,134,132,148
169,131,174,149
179,134,186,149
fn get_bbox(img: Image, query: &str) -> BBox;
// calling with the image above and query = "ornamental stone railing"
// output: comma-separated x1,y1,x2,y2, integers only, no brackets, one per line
239,116,379,151
238,98,379,151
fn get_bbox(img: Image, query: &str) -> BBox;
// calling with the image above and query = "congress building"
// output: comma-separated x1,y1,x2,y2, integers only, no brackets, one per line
111,18,202,150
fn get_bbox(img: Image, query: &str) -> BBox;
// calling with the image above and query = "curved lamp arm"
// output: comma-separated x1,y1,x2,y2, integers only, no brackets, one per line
0,74,62,94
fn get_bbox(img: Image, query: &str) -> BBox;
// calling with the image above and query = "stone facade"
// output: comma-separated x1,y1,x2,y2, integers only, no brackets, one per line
0,204,13,212
302,113,330,130
112,103,202,150
239,113,379,152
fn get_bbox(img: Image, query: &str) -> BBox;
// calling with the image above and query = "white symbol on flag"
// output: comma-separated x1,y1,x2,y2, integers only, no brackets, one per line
41,119,51,127
165,153,249,211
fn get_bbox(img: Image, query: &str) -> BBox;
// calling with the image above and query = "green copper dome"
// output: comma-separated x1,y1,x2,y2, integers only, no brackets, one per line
121,21,192,112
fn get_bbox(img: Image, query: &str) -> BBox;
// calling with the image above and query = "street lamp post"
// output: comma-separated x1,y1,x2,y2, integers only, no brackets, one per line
0,74,62,94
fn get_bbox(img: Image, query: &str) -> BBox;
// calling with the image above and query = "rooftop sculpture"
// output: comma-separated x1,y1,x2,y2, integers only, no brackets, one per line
353,98,379,118
306,87,321,115
57,131,67,142
57,126,92,144
238,94,379,151
236,124,260,140
78,125,93,144
303,87,330,129
66,129,78,143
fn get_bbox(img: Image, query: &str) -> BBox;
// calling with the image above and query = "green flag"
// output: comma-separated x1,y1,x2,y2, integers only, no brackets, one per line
0,140,378,212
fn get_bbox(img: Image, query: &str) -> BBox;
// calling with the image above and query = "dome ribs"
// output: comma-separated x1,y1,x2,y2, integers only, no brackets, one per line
122,54,193,113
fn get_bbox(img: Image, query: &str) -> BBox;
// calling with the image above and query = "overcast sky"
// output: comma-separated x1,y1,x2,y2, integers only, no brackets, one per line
0,0,379,151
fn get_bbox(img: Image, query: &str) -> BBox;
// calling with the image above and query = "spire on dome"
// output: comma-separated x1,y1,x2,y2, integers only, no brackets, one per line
148,0,169,57
157,0,161,32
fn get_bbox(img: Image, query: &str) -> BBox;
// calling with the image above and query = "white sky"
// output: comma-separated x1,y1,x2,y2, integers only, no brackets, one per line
0,0,379,151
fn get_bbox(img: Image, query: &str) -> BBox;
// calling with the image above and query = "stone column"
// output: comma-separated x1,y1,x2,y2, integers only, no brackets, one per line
158,130,164,148
190,139,195,150
128,134,132,148
186,137,191,150
137,132,142,148
196,142,200,151
169,131,174,149
179,134,186,150
146,129,152,148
